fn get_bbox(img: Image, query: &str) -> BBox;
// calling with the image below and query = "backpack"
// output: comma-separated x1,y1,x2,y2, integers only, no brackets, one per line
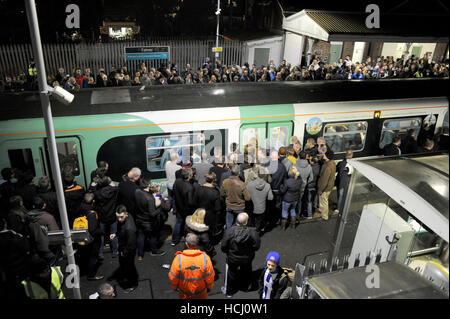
73,211,97,246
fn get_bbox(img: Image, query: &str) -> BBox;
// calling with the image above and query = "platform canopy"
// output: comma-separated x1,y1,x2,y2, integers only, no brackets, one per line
348,153,449,243
282,9,449,43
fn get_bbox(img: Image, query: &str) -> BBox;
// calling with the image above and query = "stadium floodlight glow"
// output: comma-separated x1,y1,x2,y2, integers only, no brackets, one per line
51,85,75,105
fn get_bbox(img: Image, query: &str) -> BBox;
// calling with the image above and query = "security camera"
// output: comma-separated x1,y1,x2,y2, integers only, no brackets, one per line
51,85,75,105
215,9,221,15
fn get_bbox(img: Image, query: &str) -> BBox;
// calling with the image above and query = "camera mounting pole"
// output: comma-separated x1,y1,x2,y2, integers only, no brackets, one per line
24,0,81,299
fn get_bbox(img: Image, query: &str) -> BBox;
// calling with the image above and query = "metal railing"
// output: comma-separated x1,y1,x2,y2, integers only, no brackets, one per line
0,39,248,76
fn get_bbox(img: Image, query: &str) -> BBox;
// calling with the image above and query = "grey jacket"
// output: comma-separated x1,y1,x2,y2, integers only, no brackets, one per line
294,159,314,192
247,178,273,214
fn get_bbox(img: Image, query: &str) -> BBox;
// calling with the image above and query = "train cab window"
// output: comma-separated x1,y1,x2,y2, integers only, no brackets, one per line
57,141,80,176
379,117,421,149
146,133,205,171
323,121,367,153
8,148,36,176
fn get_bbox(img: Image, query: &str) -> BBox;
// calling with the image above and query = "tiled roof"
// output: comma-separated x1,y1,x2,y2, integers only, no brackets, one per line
304,10,448,37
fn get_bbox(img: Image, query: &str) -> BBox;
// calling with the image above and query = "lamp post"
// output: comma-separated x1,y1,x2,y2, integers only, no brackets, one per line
24,0,81,299
215,0,221,64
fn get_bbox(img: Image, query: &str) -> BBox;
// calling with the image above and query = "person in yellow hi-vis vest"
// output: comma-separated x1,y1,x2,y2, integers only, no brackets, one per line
21,266,65,299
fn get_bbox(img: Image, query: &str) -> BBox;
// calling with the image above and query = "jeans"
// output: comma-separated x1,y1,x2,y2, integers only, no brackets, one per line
307,188,316,218
282,201,297,219
167,186,176,215
226,208,245,229
99,221,118,257
137,221,159,256
337,187,345,212
171,213,186,244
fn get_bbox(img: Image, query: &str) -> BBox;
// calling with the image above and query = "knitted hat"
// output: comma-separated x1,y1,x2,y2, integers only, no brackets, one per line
265,251,280,264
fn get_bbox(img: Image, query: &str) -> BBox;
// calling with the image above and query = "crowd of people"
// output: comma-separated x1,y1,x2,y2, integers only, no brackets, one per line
0,128,447,299
1,54,449,92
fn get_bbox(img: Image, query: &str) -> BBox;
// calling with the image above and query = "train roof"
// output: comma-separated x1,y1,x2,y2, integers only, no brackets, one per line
0,78,448,121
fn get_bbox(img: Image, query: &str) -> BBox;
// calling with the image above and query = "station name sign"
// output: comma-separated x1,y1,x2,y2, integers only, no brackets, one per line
124,46,170,61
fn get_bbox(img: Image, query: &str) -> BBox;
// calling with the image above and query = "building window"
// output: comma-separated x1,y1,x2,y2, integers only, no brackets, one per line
146,133,205,172
379,118,422,149
323,121,368,153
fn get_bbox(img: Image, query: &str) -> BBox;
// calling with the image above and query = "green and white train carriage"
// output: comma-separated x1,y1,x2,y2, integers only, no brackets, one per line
0,78,448,189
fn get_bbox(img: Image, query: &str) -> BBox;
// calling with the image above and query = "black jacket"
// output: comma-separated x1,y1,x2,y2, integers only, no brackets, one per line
79,202,103,239
117,215,137,256
221,225,260,264
279,176,302,203
383,143,401,156
94,185,118,223
134,188,161,226
193,185,221,231
401,136,418,154
173,179,195,218
335,159,351,190
118,175,140,218
64,183,85,224
16,183,37,211
258,265,290,299
266,159,287,192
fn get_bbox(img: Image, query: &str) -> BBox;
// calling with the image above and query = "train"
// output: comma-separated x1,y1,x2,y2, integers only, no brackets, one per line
0,78,448,189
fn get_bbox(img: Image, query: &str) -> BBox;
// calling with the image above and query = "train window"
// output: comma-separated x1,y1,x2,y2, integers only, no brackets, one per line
57,141,80,176
270,126,290,150
379,117,421,149
323,122,367,153
242,127,265,149
442,110,448,131
146,133,205,171
8,148,36,177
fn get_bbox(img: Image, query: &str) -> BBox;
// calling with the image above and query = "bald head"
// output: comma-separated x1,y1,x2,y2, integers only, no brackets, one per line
185,232,199,248
237,213,249,226
128,167,141,182
346,150,354,159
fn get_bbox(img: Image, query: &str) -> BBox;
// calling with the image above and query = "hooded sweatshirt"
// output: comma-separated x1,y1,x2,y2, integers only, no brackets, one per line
247,178,274,214
94,185,118,223
295,159,314,192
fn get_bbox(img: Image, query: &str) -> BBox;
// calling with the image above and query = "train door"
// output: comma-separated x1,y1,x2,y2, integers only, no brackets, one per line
43,136,87,189
2,139,45,180
240,121,293,154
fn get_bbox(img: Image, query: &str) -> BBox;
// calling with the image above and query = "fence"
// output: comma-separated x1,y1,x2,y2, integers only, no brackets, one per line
0,39,249,77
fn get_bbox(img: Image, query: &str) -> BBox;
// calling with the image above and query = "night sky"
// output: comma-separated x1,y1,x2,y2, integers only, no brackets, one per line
0,0,447,43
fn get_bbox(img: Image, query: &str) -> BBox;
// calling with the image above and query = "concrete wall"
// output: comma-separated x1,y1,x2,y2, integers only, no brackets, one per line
284,32,305,66
432,42,448,62
246,36,283,66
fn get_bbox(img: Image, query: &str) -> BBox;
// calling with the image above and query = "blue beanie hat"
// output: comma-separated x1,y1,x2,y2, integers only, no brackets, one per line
265,251,280,264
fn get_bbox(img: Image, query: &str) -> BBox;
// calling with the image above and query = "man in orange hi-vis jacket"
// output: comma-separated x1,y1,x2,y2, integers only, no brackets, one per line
168,232,215,299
